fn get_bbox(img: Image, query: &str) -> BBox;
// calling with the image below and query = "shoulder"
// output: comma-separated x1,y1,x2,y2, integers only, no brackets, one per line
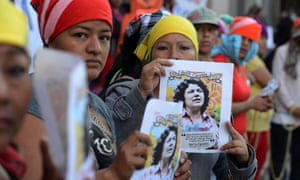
88,92,112,120
246,56,265,72
104,79,140,98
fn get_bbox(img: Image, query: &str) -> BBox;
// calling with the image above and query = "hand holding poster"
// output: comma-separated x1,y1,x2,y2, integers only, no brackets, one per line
33,49,94,179
159,60,233,153
131,99,183,180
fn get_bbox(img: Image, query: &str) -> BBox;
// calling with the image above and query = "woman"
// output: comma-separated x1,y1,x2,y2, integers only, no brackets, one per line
213,16,273,136
104,15,257,179
245,20,277,180
270,17,300,180
0,1,62,179
173,78,218,149
15,0,190,179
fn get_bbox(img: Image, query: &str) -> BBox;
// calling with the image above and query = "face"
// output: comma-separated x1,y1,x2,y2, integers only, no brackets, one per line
151,33,196,60
0,45,31,152
48,20,112,81
184,83,204,110
162,131,176,159
239,37,252,59
194,24,218,56
258,36,267,56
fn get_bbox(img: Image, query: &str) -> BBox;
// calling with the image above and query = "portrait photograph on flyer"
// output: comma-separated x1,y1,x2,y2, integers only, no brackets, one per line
131,99,183,180
159,60,233,153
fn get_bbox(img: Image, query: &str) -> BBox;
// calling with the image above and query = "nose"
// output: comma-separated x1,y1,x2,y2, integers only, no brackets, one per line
242,37,252,47
170,46,180,60
0,74,9,106
87,36,101,55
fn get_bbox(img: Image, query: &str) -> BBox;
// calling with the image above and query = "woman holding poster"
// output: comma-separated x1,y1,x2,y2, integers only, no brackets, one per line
104,15,257,179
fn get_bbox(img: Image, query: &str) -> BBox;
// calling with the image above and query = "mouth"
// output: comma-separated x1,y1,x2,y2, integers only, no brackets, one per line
192,97,201,102
201,41,211,46
167,147,174,153
86,59,102,68
0,117,11,129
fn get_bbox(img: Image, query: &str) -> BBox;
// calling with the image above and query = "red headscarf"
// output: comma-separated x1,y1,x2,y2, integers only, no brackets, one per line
229,16,261,43
31,0,113,44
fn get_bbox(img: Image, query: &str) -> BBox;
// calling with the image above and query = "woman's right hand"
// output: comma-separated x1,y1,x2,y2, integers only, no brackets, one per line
109,131,152,179
248,95,273,112
138,59,173,97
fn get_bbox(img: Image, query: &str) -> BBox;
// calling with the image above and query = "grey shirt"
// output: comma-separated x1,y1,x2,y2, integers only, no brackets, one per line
28,89,116,169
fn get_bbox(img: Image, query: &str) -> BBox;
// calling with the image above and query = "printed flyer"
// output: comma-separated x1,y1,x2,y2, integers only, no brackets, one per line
159,60,233,153
33,49,94,179
131,99,183,180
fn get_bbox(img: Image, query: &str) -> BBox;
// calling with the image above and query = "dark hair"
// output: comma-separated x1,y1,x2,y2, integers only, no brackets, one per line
151,126,177,166
173,78,209,113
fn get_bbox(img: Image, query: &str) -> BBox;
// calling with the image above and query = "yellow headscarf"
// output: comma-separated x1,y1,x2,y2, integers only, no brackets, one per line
135,15,199,61
0,0,28,48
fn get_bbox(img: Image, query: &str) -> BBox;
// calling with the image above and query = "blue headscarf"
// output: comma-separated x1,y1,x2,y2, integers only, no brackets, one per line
211,34,258,66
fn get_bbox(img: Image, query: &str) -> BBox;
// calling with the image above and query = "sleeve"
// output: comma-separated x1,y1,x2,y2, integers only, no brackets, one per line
226,144,257,180
272,45,295,108
246,56,265,73
104,80,149,145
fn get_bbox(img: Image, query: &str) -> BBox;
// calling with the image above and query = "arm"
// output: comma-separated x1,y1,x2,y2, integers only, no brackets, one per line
232,96,272,115
104,59,173,145
272,45,295,109
221,122,257,180
104,80,149,145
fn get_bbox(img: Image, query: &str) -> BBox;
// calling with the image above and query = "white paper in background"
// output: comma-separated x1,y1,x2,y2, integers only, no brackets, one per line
159,60,233,153
33,49,94,180
131,99,183,180
173,0,207,17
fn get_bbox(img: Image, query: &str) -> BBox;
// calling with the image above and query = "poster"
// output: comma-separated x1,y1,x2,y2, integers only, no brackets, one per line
159,60,233,153
33,49,94,179
131,99,183,180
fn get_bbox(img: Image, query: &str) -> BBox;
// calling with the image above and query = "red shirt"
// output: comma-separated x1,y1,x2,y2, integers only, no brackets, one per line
213,54,250,135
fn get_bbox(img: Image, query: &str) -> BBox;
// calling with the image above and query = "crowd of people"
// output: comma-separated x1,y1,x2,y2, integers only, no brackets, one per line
1,0,300,179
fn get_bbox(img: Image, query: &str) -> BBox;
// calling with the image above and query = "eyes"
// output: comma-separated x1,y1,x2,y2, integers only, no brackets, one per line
195,25,218,33
154,43,193,51
187,88,203,94
73,32,111,43
7,65,27,78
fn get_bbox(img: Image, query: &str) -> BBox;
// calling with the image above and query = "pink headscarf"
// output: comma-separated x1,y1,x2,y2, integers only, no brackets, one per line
31,0,113,44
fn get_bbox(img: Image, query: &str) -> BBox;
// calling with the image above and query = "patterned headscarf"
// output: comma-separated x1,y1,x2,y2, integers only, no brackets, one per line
135,15,199,61
0,0,28,48
31,0,112,45
126,9,171,45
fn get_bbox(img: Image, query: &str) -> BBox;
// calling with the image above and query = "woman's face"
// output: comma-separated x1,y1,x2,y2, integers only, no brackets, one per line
258,36,267,55
195,24,219,56
239,37,252,59
0,45,31,152
48,20,112,81
151,33,196,60
184,83,204,110
162,131,176,159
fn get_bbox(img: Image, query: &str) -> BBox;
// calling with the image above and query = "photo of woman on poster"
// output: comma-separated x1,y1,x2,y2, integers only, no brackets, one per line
173,78,219,149
132,125,179,180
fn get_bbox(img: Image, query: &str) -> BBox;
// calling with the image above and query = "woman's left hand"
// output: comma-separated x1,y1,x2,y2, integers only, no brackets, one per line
174,151,192,180
221,122,249,166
